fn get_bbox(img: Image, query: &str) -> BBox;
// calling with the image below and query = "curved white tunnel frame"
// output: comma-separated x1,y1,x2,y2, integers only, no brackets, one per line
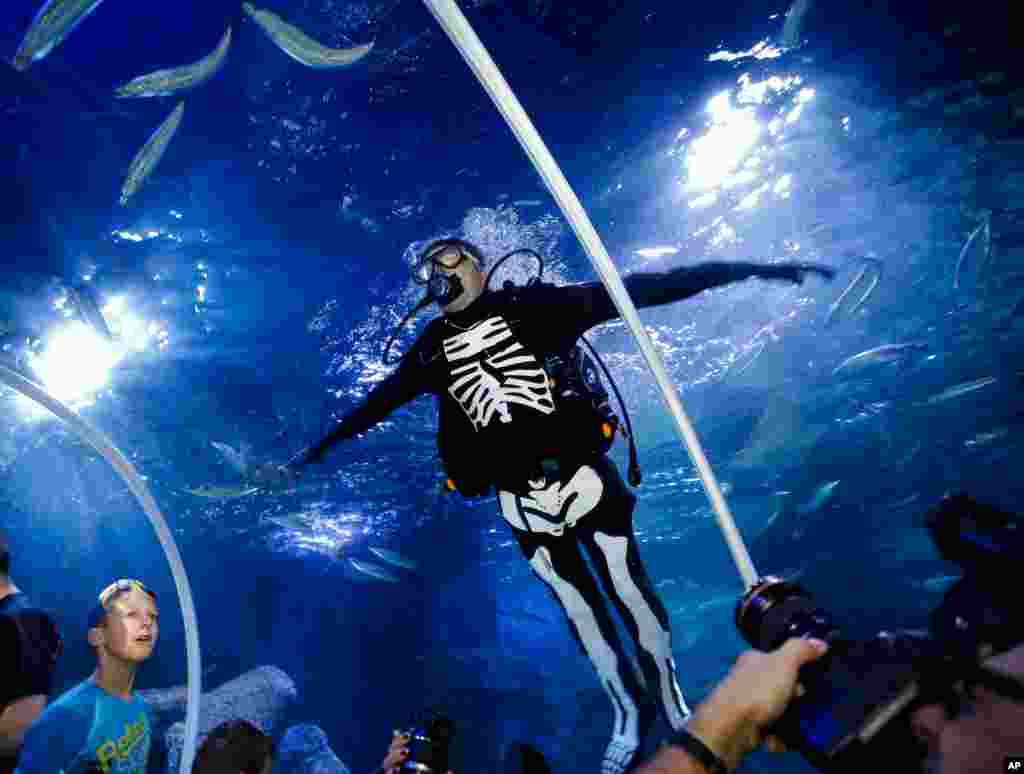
0,364,202,774
420,0,759,589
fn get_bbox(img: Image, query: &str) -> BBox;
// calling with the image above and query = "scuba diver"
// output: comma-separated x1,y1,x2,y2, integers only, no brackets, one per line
254,239,834,774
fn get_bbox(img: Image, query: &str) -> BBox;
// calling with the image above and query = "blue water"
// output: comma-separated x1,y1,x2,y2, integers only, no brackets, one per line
1,0,1021,772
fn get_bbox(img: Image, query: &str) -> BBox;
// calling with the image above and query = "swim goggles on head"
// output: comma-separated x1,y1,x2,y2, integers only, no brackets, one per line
99,578,155,606
88,578,156,627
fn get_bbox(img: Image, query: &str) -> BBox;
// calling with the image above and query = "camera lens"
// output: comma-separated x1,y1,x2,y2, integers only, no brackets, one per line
735,576,840,651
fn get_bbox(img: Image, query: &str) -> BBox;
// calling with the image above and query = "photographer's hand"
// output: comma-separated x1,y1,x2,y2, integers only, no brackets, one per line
636,637,829,773
378,731,410,774
376,731,455,774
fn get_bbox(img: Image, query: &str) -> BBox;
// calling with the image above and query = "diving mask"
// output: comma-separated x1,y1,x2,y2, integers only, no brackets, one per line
412,240,479,306
412,243,472,282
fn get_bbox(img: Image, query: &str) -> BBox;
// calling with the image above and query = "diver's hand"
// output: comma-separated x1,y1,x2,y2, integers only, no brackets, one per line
767,262,836,284
250,462,295,489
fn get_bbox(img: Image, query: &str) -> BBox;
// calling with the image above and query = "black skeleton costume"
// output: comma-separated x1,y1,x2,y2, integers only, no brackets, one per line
292,260,818,773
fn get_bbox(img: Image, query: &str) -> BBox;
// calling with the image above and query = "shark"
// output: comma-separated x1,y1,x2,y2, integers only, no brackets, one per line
211,440,251,478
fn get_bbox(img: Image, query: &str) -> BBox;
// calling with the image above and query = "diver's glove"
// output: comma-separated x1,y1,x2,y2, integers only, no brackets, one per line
764,262,836,284
250,462,296,489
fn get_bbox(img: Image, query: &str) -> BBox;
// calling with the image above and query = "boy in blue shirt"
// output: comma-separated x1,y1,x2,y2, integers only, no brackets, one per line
15,580,159,774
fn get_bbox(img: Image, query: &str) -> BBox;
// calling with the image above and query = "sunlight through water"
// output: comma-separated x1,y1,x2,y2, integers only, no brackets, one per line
15,294,169,418
679,68,813,222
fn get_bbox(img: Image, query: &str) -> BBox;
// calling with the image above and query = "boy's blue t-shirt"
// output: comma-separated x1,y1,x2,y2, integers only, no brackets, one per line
14,676,152,774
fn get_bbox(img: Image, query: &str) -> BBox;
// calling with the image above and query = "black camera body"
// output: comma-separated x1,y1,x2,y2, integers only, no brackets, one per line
401,713,453,774
735,493,1023,773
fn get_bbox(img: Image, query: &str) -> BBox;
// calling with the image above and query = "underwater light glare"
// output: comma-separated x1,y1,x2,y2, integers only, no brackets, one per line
774,174,793,194
686,103,761,191
689,191,718,208
27,321,121,402
103,296,161,351
635,246,680,259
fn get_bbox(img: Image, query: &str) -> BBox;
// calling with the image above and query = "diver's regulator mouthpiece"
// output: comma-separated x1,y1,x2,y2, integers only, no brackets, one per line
411,238,482,307
382,239,482,366
426,272,465,307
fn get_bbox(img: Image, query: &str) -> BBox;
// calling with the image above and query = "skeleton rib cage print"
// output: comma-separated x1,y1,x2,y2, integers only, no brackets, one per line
442,315,555,430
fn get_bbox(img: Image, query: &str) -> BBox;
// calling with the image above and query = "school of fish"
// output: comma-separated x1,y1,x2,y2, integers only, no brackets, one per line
12,0,374,205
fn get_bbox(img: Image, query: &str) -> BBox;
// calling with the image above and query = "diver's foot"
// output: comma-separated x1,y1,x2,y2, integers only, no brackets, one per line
768,262,836,284
601,738,638,774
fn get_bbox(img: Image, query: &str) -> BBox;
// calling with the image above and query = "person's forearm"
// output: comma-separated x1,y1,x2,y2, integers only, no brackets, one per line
289,425,345,468
625,262,777,310
633,695,754,774
573,261,781,332
684,697,755,772
289,368,423,470
0,698,42,756
290,404,393,468
632,744,712,774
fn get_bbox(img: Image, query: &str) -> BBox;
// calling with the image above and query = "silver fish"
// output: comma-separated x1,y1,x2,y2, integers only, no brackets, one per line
832,342,926,376
266,514,310,531
349,558,399,583
797,480,839,514
780,0,814,48
242,3,374,69
926,376,997,405
120,101,185,206
368,546,418,571
116,26,232,98
12,0,104,71
964,427,1008,448
211,441,250,477
732,339,766,376
953,215,991,291
825,258,882,326
887,492,920,509
186,485,259,499
920,574,960,593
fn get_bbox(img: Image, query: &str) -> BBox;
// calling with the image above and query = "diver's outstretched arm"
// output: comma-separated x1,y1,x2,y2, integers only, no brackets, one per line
252,359,428,486
621,260,834,312
297,366,426,468
536,260,835,338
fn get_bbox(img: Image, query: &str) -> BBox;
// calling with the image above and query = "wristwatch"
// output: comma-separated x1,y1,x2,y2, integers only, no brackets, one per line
669,727,728,774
